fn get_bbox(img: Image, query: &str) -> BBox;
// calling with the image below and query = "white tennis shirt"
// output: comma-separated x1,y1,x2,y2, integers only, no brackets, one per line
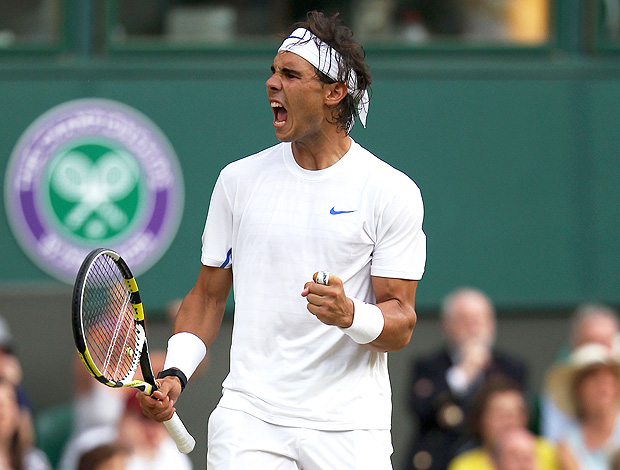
201,139,426,430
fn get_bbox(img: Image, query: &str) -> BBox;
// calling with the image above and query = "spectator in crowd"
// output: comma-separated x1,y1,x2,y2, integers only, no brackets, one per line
71,354,130,435
447,377,558,470
0,377,51,470
396,0,549,43
118,394,192,470
72,350,167,435
59,396,192,470
402,287,527,470
0,315,51,470
77,443,129,470
540,303,620,441
60,351,192,470
545,342,620,470
0,316,32,443
568,303,619,352
492,428,540,470
0,0,58,43
396,0,466,37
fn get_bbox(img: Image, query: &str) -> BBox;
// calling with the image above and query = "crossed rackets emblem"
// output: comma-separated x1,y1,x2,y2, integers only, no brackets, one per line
50,149,140,238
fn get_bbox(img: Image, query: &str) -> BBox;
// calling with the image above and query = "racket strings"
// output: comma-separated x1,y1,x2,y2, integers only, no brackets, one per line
82,254,137,381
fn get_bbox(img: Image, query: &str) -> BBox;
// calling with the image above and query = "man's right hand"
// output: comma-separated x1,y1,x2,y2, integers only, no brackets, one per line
137,375,182,422
458,340,491,383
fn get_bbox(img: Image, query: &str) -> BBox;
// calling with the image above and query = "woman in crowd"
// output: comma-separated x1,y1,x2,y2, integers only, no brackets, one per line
546,342,620,470
448,376,558,470
77,443,128,470
0,378,50,470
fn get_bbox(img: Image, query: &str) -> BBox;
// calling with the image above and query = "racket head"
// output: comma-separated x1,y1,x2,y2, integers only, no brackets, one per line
72,248,151,391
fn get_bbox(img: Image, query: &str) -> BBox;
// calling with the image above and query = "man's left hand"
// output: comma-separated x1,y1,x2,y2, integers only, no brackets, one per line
302,273,354,328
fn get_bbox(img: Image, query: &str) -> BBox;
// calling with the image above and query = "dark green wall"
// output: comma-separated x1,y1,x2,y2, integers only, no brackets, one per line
1,54,619,311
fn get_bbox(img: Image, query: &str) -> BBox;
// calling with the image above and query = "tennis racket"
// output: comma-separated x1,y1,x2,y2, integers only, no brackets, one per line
71,247,195,454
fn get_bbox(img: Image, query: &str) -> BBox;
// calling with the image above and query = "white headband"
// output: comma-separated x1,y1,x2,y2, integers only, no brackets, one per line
278,28,369,130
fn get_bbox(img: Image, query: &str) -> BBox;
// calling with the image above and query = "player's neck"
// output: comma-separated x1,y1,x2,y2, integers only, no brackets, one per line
291,132,351,171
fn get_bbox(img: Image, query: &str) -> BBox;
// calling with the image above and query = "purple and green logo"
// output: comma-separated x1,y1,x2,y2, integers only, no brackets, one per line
4,99,184,283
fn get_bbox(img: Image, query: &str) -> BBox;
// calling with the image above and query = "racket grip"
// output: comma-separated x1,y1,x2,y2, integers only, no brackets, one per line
164,412,195,454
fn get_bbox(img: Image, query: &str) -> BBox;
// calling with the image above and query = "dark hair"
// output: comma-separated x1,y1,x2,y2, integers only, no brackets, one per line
290,11,372,133
78,443,129,470
467,376,526,443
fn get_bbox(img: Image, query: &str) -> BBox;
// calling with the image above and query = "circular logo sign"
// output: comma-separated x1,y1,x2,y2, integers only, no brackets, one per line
5,99,184,283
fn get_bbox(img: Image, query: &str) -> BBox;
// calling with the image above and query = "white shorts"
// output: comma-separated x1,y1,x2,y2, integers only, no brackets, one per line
207,406,393,470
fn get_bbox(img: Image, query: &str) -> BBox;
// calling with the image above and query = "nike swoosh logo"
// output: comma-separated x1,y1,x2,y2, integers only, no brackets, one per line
330,207,357,215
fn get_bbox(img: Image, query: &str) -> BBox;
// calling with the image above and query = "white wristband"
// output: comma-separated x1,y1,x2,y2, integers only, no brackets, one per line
339,298,385,344
163,332,207,381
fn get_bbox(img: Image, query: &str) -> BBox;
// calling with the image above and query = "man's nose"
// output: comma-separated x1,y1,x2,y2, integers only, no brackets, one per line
266,74,281,90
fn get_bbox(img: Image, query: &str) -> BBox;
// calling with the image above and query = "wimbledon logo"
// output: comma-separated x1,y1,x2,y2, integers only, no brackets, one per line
4,99,184,283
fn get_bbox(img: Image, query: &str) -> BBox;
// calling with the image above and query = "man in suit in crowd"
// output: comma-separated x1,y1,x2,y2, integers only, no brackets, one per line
402,287,527,470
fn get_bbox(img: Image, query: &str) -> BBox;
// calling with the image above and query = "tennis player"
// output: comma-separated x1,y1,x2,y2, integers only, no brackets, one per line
139,11,426,469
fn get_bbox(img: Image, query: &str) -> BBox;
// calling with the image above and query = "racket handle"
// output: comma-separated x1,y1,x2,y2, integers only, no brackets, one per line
164,412,195,454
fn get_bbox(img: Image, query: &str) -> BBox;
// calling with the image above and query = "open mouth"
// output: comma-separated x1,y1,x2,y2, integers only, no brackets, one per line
271,101,288,127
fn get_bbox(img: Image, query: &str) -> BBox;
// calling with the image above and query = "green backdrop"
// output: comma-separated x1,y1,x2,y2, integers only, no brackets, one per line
1,54,619,311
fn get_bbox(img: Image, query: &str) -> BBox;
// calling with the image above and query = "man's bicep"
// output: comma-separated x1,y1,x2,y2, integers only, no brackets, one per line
194,265,233,301
173,265,233,345
366,276,418,351
372,276,418,308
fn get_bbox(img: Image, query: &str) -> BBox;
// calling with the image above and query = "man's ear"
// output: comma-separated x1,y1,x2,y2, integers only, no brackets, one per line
324,82,348,106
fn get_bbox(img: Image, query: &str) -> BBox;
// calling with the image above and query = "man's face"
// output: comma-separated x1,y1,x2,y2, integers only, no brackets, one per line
574,315,618,350
266,51,330,143
443,293,496,348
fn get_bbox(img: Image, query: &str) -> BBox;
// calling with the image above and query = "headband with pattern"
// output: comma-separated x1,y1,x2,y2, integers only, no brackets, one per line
278,28,369,130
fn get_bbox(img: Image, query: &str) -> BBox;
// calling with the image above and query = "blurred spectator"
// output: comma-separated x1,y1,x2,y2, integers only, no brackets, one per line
461,0,513,41
492,428,540,470
110,0,551,45
447,377,558,470
353,0,399,41
396,0,466,37
540,303,620,442
395,0,549,43
0,0,60,45
402,287,527,470
0,316,22,386
0,315,50,470
289,1,352,25
545,343,620,470
0,378,51,470
570,304,620,352
77,443,129,470
118,394,192,469
72,355,132,435
72,347,186,435
58,424,116,470
59,394,192,470
60,351,192,470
